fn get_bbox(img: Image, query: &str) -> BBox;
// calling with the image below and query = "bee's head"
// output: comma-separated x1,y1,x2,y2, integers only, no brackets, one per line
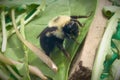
63,21,79,38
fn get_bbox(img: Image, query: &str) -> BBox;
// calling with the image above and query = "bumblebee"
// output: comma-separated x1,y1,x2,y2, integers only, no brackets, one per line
37,14,91,58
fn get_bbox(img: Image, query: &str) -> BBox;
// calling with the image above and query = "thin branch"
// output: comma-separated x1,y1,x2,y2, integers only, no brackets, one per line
24,0,46,24
6,13,26,27
1,10,7,52
20,17,31,80
10,0,46,35
11,9,58,72
0,52,47,80
6,65,22,80
0,53,13,65
10,59,48,80
0,70,8,80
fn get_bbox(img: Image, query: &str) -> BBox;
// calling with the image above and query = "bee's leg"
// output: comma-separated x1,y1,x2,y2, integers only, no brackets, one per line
45,52,50,56
56,43,70,58
64,33,79,44
71,37,80,44
64,33,71,39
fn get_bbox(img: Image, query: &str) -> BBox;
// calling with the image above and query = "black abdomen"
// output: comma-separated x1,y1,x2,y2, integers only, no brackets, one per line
39,27,63,56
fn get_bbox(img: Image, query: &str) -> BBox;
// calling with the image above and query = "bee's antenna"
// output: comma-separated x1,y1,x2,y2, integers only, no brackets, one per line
37,33,41,39
70,11,93,19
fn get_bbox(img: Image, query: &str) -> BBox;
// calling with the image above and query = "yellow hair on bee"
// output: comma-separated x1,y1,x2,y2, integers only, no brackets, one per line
48,15,71,28
45,29,64,39
47,15,71,39
52,29,64,39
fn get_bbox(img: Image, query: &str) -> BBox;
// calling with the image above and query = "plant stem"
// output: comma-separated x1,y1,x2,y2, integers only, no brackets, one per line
0,70,9,80
1,10,7,52
20,17,31,80
6,65,22,80
9,0,46,36
24,0,46,24
0,52,47,80
11,8,58,72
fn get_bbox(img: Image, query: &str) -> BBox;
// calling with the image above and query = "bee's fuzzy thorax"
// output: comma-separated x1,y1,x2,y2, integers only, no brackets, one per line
48,15,71,28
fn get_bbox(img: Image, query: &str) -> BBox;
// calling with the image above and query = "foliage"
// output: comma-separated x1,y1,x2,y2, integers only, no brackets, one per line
0,0,97,80
92,5,120,80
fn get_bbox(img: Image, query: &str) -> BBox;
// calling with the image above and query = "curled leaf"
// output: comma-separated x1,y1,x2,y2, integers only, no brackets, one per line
92,9,120,80
103,6,120,18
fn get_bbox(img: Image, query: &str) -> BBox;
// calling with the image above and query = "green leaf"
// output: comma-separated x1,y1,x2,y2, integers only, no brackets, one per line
25,0,97,80
2,0,97,80
0,0,41,7
112,39,120,58
110,59,120,80
109,0,120,6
